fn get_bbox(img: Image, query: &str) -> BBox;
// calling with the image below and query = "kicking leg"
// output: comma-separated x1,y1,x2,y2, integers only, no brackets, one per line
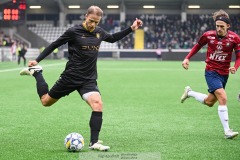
20,65,58,107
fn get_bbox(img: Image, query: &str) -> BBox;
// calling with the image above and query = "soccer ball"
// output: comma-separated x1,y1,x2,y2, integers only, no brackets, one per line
64,132,84,152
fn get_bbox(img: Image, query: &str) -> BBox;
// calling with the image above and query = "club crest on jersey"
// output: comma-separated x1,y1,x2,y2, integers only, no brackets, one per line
210,40,214,44
226,42,230,47
96,33,100,39
216,44,223,51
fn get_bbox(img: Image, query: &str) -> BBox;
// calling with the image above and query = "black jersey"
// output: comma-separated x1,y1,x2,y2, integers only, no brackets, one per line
36,24,132,84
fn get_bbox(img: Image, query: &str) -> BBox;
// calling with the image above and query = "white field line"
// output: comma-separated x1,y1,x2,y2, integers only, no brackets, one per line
99,68,203,71
0,63,66,73
0,62,203,73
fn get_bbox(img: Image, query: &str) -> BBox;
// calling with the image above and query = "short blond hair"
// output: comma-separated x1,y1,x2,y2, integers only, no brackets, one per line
212,9,229,21
86,5,103,17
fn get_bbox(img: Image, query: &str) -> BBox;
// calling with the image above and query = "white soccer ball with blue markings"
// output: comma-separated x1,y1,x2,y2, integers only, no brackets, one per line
64,132,84,152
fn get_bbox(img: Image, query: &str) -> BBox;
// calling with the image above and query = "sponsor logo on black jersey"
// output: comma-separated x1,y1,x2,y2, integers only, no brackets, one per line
81,45,100,50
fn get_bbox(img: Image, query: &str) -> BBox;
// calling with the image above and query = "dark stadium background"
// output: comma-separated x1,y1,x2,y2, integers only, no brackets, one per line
0,0,239,61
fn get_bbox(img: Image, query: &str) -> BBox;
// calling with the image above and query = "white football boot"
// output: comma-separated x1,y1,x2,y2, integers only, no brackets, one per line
181,86,192,103
225,129,239,139
89,140,110,151
20,65,42,76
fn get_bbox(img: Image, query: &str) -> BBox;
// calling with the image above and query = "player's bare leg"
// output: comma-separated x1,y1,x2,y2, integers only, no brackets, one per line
40,94,58,106
85,92,110,151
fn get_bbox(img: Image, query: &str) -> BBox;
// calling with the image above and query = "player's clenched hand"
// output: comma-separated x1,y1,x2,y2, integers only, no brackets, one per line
131,18,143,31
182,59,190,70
229,67,236,74
28,60,38,67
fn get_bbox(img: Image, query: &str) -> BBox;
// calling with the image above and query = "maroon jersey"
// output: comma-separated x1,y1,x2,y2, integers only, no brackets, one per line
186,30,240,75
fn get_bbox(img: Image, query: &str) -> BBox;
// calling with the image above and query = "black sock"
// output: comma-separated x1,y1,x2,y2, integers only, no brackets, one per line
33,72,49,98
89,111,102,145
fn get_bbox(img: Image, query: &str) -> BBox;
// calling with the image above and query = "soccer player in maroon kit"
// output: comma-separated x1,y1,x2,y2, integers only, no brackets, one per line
180,9,240,139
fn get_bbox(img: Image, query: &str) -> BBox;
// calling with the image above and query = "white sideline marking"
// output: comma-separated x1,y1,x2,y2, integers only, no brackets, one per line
0,63,65,73
0,62,203,73
0,68,23,73
99,68,202,71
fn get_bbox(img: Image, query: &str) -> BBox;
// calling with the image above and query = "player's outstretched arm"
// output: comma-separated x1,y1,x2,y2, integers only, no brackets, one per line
104,18,143,43
131,18,143,31
182,59,190,70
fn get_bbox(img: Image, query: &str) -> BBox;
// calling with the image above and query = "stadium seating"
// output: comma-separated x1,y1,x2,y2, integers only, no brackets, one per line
28,23,118,49
26,14,239,50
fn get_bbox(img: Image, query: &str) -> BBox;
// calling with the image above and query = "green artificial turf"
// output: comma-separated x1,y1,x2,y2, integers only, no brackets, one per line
0,59,239,160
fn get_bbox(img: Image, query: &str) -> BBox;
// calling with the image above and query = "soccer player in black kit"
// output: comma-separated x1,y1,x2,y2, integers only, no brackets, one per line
20,5,143,151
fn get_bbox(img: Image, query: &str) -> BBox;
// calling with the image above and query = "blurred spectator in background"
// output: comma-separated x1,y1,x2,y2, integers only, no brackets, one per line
11,40,17,61
39,46,45,54
167,43,172,52
53,48,59,59
155,48,162,61
2,38,7,46
18,43,27,66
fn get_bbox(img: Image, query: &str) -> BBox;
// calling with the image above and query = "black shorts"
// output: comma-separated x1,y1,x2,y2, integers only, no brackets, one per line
48,76,100,99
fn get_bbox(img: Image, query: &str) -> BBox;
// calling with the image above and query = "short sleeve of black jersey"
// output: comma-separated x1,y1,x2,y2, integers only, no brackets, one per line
36,27,74,62
101,27,132,43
